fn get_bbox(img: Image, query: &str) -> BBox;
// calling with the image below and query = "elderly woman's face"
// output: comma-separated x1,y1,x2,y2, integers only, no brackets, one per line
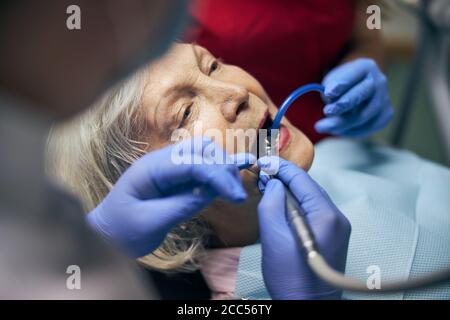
141,43,313,182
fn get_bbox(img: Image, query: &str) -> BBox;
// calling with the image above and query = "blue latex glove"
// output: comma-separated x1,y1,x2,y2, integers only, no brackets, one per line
257,156,351,300
87,137,256,258
315,58,394,138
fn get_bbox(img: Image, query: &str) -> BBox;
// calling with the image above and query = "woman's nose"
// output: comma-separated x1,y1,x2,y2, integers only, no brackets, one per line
219,85,249,122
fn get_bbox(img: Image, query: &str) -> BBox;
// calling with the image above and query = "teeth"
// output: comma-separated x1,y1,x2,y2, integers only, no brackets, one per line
254,115,273,158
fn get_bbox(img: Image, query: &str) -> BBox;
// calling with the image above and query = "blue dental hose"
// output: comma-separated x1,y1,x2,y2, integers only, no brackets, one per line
267,84,450,293
272,83,325,131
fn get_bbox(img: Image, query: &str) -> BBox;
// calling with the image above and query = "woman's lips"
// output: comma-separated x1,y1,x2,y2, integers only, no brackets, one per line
278,125,291,152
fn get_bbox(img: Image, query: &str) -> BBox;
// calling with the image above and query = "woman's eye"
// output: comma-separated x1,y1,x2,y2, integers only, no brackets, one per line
179,105,192,127
208,60,219,75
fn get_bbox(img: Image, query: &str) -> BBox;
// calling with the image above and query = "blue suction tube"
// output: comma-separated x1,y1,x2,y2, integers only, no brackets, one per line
272,83,325,130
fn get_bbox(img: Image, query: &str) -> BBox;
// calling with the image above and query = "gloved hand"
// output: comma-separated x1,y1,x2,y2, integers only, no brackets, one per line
87,137,255,258
315,58,394,138
257,156,351,300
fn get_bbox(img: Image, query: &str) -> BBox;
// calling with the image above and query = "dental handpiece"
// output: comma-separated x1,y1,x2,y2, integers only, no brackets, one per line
265,83,324,266
263,129,318,261
265,83,450,293
263,130,316,256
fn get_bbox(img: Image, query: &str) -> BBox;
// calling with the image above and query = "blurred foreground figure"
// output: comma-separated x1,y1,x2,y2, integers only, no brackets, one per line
0,0,187,298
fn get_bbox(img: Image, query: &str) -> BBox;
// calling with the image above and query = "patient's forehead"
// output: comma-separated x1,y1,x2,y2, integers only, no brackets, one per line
144,43,210,95
141,43,208,121
147,43,207,76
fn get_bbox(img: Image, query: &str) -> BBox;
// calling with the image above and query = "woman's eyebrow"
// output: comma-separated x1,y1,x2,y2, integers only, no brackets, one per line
151,89,183,131
154,90,179,119
162,89,184,108
157,86,191,114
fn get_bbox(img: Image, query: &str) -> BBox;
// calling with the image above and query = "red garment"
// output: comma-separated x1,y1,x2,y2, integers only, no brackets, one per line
184,0,355,143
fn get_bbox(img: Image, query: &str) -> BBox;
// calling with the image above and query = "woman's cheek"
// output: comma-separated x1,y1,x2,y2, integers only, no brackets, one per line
300,140,314,171
194,117,231,151
288,131,314,171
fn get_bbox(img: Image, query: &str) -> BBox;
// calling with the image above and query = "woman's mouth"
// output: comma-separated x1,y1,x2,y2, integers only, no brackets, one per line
277,125,291,153
256,112,291,156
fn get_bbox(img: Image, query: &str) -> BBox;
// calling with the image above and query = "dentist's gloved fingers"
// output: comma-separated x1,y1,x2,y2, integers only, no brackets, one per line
322,58,375,100
88,137,256,259
233,152,257,170
258,179,285,220
120,137,253,202
315,113,356,134
133,155,246,202
323,76,375,115
168,140,256,191
257,168,348,250
258,157,342,219
258,157,322,200
319,58,393,138
258,173,271,193
156,159,247,202
330,106,394,138
258,180,267,194
117,187,218,258
257,179,291,245
316,92,392,136
119,137,210,195
257,162,350,300
189,151,256,201
141,187,217,229
317,100,393,137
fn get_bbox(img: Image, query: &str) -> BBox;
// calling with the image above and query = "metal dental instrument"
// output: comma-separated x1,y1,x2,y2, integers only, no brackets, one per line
264,83,450,293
